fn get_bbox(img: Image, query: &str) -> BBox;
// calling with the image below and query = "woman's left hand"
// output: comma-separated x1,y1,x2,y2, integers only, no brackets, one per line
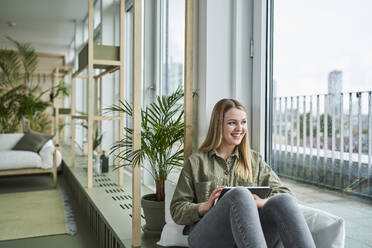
252,194,268,208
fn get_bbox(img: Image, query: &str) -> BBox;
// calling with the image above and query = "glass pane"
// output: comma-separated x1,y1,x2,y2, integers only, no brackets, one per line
94,0,101,29
121,8,133,173
83,18,88,43
270,0,372,197
160,0,185,96
125,8,133,106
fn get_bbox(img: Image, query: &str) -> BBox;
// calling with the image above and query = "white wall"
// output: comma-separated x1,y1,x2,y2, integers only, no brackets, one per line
195,0,267,155
196,0,255,147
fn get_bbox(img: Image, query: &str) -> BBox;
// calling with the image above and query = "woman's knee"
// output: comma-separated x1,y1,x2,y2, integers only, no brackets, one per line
225,187,255,204
266,193,297,209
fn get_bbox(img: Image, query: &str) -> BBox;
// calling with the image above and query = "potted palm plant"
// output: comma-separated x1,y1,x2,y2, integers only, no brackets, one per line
108,88,184,235
0,37,69,133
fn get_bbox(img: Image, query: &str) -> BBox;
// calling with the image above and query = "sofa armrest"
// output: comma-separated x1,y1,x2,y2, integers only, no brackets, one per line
52,144,60,186
39,140,62,169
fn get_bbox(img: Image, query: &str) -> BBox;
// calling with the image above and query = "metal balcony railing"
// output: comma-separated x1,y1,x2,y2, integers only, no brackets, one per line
272,91,372,198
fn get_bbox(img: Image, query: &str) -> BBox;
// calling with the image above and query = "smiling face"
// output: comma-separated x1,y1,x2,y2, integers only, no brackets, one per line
221,107,247,149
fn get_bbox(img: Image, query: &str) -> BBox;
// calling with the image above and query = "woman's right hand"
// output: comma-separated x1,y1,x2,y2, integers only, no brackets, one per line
197,186,225,216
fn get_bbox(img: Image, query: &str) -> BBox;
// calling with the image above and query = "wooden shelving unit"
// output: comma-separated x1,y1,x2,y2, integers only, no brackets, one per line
69,0,194,246
70,0,125,189
53,65,72,145
184,0,194,160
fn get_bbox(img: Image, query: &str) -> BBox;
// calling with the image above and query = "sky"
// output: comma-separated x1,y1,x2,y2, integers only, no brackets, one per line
273,0,372,97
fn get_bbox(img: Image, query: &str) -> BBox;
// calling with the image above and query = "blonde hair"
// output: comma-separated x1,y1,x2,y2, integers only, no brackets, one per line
199,99,253,182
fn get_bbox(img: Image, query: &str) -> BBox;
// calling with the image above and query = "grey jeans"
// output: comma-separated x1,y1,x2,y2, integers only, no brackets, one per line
188,187,315,248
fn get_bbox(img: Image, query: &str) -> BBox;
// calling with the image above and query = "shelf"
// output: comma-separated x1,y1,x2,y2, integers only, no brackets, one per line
53,66,72,75
93,116,121,121
71,115,88,120
93,59,121,66
77,75,89,79
53,108,71,115
69,0,125,199
71,115,121,121
78,44,120,72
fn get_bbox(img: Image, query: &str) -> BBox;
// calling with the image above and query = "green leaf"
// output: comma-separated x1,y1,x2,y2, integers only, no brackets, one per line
109,87,185,190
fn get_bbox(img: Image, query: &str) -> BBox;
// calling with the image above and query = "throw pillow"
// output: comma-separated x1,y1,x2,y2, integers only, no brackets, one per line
12,129,53,153
299,205,345,248
157,180,189,247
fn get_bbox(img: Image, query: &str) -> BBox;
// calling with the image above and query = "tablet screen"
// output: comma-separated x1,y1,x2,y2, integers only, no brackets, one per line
219,186,271,200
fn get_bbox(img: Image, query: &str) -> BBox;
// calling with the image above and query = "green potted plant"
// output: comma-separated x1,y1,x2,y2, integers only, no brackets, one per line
77,117,104,174
79,121,104,152
108,88,184,235
0,37,69,133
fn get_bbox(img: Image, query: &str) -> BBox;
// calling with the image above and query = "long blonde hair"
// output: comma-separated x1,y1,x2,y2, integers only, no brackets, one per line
199,99,253,182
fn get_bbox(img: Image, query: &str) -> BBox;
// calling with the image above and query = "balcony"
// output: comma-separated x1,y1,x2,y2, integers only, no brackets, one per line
272,91,372,198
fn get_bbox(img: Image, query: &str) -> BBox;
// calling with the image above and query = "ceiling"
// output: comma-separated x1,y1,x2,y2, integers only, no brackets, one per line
0,0,88,72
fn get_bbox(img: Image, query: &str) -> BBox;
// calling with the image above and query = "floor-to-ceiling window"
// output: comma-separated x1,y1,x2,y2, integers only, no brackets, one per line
158,0,185,96
138,0,186,189
268,0,372,198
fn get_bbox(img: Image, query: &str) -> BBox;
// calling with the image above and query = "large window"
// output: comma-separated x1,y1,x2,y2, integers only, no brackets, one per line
136,0,186,189
159,0,185,96
268,0,372,198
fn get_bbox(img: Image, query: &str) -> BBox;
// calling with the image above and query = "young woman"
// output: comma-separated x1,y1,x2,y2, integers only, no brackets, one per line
170,99,315,248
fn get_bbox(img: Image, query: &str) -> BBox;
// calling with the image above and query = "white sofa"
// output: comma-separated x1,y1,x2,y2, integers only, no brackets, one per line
0,133,62,185
158,180,345,248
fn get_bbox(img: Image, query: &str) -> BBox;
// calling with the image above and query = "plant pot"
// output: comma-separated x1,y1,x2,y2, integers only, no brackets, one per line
141,193,165,237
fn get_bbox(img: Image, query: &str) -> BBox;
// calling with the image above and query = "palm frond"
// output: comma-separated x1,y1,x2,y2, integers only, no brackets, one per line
109,88,184,200
6,37,38,84
0,50,21,87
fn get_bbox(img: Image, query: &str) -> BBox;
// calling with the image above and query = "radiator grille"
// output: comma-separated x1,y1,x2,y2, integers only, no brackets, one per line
65,170,129,248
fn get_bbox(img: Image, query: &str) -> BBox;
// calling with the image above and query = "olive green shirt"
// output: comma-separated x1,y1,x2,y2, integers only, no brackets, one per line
170,149,291,234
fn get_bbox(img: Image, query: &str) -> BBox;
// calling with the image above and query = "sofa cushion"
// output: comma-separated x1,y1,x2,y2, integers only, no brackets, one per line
12,129,53,153
0,151,42,170
158,180,345,248
0,133,24,151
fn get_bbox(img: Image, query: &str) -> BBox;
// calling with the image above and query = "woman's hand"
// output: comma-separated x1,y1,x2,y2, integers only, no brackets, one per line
198,186,225,216
252,194,268,208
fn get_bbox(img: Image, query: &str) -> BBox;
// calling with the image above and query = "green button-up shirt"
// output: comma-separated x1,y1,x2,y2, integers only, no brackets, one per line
170,149,291,234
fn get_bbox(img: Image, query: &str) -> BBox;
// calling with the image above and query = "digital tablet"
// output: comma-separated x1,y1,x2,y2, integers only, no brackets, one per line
218,186,271,200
